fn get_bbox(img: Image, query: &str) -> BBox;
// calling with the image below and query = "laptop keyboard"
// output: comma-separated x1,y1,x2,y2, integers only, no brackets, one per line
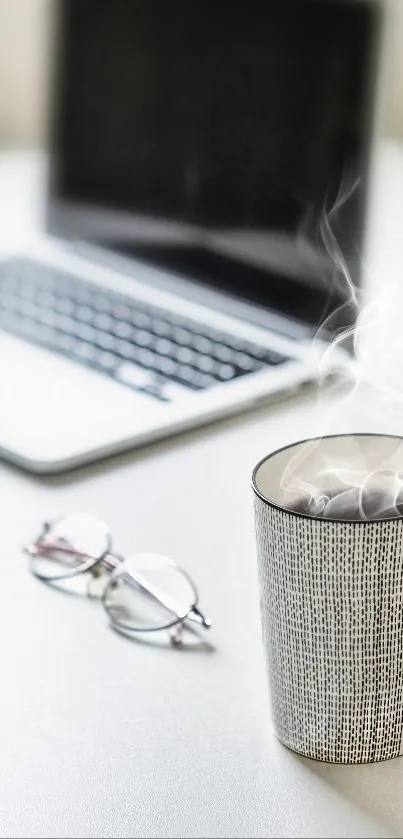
0,258,289,402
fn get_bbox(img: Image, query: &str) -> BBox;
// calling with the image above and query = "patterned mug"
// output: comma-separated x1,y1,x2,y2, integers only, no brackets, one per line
252,433,403,764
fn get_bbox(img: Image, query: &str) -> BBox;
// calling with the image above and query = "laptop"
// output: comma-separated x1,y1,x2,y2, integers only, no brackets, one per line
0,0,381,473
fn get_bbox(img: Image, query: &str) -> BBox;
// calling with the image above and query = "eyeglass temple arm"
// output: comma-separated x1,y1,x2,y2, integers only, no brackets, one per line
186,605,211,628
25,541,120,564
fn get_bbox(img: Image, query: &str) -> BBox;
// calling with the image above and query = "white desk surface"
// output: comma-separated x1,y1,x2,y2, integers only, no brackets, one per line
1,144,403,839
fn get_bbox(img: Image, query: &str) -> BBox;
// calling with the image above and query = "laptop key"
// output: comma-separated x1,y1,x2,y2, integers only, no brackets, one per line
116,362,152,388
115,338,136,360
93,293,111,313
37,291,56,309
176,346,195,365
172,326,191,345
213,344,234,363
73,341,99,362
113,321,133,339
20,300,40,320
196,354,216,373
193,335,213,354
154,355,176,377
76,323,96,343
98,351,118,370
155,338,173,356
136,348,156,368
262,349,287,365
76,305,93,323
234,352,260,372
94,313,113,331
191,372,217,390
135,329,153,347
216,364,236,381
95,331,116,351
113,302,132,320
152,318,171,337
131,310,151,329
176,364,198,387
55,297,75,315
55,331,77,352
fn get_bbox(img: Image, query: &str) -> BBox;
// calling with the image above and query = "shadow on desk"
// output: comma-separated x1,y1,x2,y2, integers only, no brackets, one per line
296,749,403,838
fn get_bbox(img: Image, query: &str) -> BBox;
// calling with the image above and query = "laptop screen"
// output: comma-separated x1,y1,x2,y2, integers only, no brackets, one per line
48,0,381,333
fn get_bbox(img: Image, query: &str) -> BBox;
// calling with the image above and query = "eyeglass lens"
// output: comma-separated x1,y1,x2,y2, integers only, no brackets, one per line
30,513,111,581
103,553,198,632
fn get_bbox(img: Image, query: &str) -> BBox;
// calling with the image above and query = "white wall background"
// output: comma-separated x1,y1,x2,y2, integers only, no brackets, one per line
382,0,403,139
0,0,402,148
0,0,52,147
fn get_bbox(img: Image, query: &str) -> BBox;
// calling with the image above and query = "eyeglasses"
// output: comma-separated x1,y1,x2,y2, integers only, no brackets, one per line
24,513,211,645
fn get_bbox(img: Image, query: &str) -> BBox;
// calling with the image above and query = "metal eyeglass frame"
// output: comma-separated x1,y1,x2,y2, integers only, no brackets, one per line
25,517,211,645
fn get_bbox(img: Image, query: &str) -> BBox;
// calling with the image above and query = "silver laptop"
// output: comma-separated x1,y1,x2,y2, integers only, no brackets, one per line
0,0,380,473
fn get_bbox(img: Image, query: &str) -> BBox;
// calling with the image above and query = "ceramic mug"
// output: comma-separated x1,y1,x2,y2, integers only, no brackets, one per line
252,433,403,764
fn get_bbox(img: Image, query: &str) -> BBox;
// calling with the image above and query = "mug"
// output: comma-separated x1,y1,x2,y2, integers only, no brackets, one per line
252,433,403,764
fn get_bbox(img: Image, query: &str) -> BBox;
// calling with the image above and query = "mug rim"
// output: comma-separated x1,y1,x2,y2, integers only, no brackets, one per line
252,432,403,525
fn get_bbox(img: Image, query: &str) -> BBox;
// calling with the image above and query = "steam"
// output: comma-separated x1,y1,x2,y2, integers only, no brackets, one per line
280,173,403,521
289,464,403,521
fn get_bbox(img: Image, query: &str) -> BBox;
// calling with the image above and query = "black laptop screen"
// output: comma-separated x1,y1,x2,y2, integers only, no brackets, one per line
48,0,381,330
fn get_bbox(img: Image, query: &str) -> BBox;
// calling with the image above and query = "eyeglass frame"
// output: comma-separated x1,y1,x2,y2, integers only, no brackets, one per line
25,516,211,641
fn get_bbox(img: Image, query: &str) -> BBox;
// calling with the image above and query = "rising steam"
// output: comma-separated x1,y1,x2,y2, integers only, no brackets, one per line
280,174,403,520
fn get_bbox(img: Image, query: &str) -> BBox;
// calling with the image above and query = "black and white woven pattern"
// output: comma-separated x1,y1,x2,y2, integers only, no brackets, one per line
254,494,403,763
